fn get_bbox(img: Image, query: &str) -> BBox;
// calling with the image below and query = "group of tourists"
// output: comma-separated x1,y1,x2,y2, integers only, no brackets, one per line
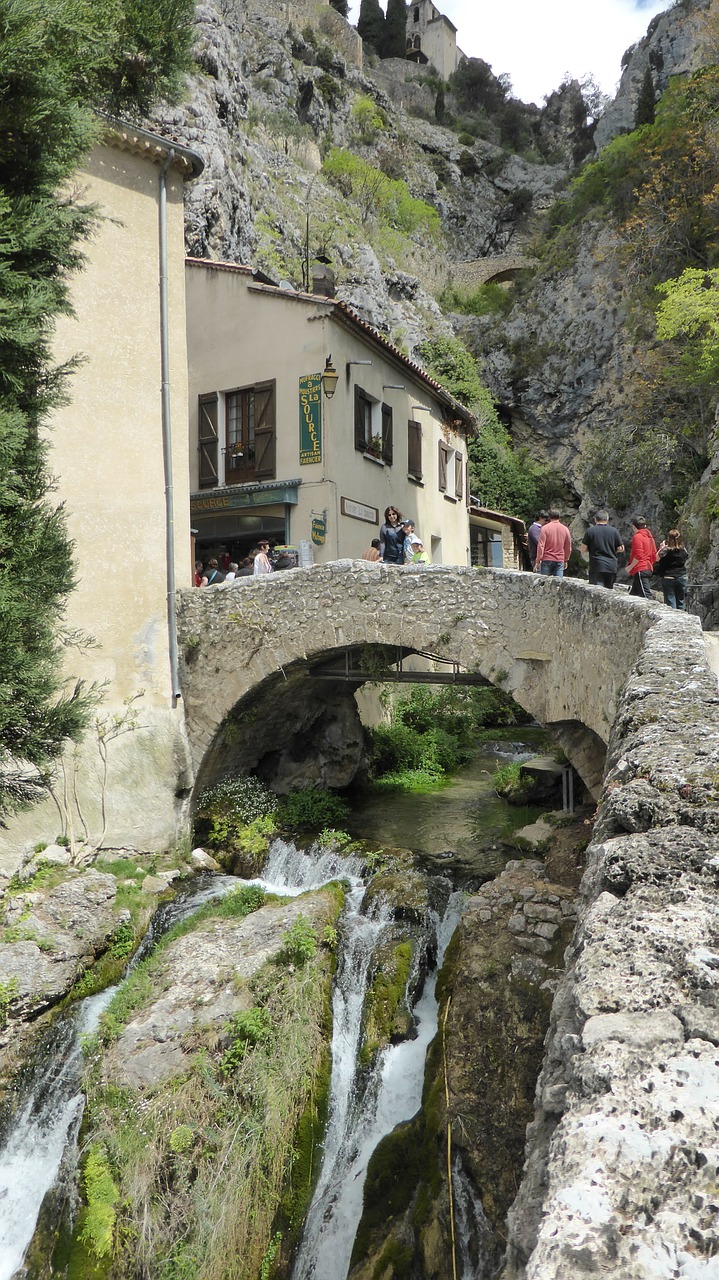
364,507,431,565
527,510,688,609
194,540,294,586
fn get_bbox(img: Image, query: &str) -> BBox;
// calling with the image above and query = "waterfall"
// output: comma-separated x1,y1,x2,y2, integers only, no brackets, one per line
0,874,237,1280
453,1152,494,1280
259,837,367,894
292,890,464,1280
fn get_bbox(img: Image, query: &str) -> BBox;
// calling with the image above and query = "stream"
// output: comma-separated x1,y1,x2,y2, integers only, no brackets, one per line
0,734,549,1279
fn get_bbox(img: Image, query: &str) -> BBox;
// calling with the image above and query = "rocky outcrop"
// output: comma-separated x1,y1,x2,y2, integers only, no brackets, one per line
348,858,579,1280
594,0,713,150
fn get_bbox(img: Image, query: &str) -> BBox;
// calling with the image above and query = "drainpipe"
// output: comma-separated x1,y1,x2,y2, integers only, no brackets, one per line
159,150,181,702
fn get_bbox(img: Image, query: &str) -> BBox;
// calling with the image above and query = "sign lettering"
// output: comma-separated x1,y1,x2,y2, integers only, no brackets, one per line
299,374,322,465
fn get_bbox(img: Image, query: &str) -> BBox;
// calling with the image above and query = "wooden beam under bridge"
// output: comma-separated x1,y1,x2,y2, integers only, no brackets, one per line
308,647,491,686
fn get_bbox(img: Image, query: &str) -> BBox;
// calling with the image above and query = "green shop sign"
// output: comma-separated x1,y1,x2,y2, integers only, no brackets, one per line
299,374,322,465
311,514,326,545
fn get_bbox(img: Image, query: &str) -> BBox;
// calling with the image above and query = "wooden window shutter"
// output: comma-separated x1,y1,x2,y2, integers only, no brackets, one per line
381,403,393,465
354,385,366,452
438,441,450,492
198,393,219,488
408,420,422,480
455,451,464,500
254,380,276,480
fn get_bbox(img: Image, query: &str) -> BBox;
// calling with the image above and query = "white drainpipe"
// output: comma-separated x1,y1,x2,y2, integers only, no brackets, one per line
159,150,181,702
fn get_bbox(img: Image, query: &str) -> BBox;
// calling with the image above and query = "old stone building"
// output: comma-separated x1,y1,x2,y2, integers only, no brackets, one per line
406,0,467,80
185,257,480,567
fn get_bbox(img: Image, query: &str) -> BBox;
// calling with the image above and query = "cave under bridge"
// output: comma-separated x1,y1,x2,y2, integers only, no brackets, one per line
175,562,662,804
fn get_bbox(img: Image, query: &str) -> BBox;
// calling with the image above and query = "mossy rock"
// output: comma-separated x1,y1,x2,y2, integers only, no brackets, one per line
363,869,444,926
360,939,414,1066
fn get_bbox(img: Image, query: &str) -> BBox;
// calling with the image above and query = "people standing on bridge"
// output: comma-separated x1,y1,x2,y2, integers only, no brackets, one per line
534,509,572,577
253,541,273,576
654,529,688,610
527,512,547,569
379,507,405,565
580,510,624,589
202,558,225,586
626,516,657,600
411,539,430,564
224,562,239,582
401,519,421,564
362,538,381,562
194,560,204,587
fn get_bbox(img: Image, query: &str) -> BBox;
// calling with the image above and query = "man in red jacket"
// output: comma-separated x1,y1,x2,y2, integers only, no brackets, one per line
626,516,657,599
534,509,572,577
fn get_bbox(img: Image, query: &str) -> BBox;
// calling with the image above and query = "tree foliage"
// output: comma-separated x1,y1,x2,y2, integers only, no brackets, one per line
656,267,719,383
0,0,194,809
357,0,385,52
329,0,349,15
417,336,561,520
383,0,407,59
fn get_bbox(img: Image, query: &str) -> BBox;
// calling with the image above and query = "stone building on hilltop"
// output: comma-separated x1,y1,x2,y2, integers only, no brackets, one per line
405,0,467,80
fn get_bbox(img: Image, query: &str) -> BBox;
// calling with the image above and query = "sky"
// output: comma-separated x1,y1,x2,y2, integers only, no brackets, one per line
347,0,670,106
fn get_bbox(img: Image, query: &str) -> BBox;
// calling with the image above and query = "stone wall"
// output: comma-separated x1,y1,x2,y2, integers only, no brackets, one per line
246,0,363,67
502,611,719,1278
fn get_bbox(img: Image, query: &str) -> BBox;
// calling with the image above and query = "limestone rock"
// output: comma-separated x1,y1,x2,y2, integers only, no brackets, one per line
190,847,221,872
103,889,336,1090
0,870,119,1022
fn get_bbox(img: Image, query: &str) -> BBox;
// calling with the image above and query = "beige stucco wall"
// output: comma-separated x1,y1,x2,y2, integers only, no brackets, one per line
185,263,471,566
0,140,194,876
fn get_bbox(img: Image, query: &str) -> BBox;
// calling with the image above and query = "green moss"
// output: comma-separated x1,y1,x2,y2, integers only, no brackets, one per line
351,1117,424,1267
361,941,414,1066
77,1144,119,1259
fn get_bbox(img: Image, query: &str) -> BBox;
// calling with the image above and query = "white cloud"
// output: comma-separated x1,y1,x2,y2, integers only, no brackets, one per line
347,0,670,104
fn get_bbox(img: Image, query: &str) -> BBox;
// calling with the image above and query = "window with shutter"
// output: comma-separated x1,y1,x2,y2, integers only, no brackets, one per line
454,451,463,500
198,393,219,488
224,380,276,484
354,386,374,452
381,403,393,465
408,420,422,480
438,441,451,492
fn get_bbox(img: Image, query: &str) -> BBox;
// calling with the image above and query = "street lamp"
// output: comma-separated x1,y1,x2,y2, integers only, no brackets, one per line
321,355,339,400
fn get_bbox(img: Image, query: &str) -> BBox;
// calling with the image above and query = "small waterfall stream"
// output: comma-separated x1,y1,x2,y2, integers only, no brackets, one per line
0,837,464,1280
0,875,237,1280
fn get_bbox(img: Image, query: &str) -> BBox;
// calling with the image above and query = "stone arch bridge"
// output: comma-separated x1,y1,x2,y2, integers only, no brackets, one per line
176,561,719,1277
175,561,707,803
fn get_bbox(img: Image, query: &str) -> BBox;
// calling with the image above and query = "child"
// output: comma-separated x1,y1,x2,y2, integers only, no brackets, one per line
411,540,430,565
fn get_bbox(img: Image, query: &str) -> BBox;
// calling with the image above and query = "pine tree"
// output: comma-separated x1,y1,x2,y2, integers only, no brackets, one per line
357,0,386,53
383,0,407,58
329,0,349,15
0,0,194,811
635,66,656,128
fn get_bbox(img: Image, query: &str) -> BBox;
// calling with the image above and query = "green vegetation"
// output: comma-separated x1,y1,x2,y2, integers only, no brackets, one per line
0,0,195,814
277,786,349,833
492,760,537,804
323,148,441,238
361,941,413,1065
351,94,387,144
418,335,564,520
439,281,515,318
278,915,318,966
193,777,279,876
369,685,531,790
74,886,340,1280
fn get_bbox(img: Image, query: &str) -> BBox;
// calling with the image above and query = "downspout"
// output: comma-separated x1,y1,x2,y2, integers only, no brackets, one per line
159,150,181,702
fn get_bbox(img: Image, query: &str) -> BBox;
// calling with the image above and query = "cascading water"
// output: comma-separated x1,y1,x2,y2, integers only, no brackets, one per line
0,874,237,1280
292,888,464,1280
453,1151,494,1280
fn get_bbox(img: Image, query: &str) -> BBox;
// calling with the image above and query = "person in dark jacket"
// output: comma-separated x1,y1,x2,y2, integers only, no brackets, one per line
379,507,405,565
580,510,624,589
655,529,689,610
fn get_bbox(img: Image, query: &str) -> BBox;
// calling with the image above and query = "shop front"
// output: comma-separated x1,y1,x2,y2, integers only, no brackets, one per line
190,481,300,570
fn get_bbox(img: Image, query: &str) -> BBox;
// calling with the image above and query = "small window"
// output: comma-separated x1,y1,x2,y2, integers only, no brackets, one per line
454,451,464,501
438,440,451,492
413,5,420,21
408,420,422,480
354,386,375,453
224,381,276,484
